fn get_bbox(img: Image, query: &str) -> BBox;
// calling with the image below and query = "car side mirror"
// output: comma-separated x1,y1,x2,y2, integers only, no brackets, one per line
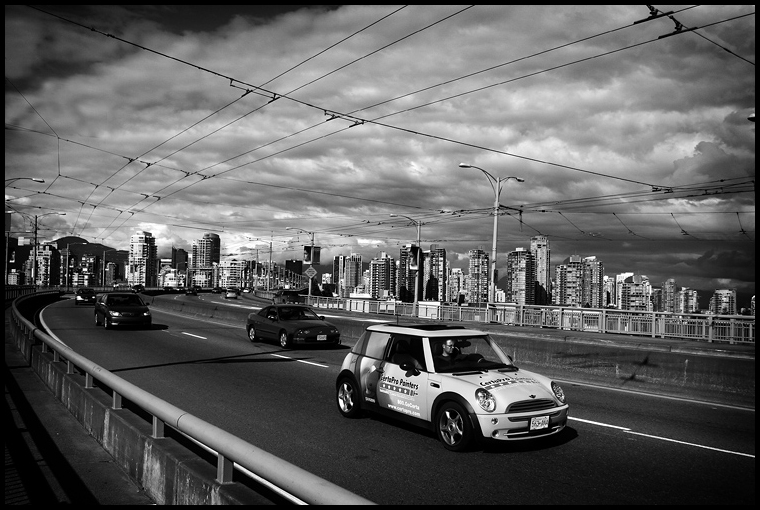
319,315,325,320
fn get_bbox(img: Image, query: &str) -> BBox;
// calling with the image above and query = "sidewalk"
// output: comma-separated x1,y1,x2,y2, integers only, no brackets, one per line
4,308,154,505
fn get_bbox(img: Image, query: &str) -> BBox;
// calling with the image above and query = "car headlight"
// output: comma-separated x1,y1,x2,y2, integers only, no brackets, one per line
143,311,151,317
551,381,566,404
109,310,122,317
475,388,497,412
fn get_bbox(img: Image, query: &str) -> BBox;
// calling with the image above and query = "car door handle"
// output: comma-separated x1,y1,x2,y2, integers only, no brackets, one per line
430,382,440,388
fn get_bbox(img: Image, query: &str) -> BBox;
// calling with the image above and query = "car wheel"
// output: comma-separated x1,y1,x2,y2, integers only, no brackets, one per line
247,325,257,342
435,402,474,452
336,377,361,418
279,331,290,349
95,312,101,326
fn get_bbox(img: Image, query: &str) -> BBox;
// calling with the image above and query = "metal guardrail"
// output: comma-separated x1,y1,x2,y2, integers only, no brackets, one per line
305,296,755,345
8,291,374,505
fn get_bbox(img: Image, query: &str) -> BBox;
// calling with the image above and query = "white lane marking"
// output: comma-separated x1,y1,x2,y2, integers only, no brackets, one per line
182,332,207,339
568,417,754,458
271,353,329,368
568,417,630,430
624,430,755,458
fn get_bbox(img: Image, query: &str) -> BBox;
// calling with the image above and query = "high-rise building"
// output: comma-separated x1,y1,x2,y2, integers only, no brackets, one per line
677,287,699,313
423,245,447,302
530,235,551,305
395,248,415,302
553,255,583,307
662,278,677,313
620,274,652,311
582,256,604,308
710,288,736,315
467,248,489,304
333,255,346,298
449,267,466,305
172,246,188,272
190,233,220,288
344,254,363,297
369,252,396,300
128,231,158,287
506,247,535,305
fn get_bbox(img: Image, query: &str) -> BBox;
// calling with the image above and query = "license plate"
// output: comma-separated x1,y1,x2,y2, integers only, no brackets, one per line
530,416,549,430
317,334,327,341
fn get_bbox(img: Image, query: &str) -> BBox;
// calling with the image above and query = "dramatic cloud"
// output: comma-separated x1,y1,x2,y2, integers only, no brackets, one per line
5,5,755,304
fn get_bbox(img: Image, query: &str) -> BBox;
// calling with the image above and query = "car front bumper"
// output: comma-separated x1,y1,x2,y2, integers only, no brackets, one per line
475,405,569,441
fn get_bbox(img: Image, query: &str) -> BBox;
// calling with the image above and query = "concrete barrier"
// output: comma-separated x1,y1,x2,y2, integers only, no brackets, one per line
29,340,280,504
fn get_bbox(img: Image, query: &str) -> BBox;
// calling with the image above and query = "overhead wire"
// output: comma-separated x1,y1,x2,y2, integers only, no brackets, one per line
12,6,755,247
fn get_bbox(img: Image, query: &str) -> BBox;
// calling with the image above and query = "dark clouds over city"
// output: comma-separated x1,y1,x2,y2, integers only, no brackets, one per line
5,5,755,303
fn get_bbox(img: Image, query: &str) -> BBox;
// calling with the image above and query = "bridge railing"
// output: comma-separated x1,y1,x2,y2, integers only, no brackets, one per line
305,296,754,345
8,291,373,505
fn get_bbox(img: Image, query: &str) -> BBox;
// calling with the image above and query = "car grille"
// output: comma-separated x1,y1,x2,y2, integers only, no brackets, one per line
507,398,556,414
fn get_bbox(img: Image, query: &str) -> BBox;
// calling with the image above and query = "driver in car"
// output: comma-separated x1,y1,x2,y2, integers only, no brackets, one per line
436,339,460,367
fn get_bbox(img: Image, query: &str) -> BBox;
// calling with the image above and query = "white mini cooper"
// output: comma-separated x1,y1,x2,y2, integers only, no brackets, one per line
336,323,568,451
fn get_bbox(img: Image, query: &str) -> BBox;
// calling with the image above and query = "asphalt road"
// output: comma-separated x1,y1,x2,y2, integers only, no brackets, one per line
40,296,755,505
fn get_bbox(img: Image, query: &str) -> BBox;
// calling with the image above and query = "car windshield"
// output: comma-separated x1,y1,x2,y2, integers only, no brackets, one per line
110,295,144,306
278,307,320,321
432,335,516,373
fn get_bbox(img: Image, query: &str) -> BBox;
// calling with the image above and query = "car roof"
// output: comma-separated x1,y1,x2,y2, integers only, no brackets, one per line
365,323,486,337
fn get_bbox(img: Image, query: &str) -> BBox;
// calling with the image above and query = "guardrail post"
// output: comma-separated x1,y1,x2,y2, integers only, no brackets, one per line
67,360,75,374
152,416,165,438
112,392,122,410
217,453,233,483
85,373,94,389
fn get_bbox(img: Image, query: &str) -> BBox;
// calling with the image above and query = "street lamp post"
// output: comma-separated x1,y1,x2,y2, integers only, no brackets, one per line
459,163,524,303
286,227,315,300
33,212,66,287
389,214,424,304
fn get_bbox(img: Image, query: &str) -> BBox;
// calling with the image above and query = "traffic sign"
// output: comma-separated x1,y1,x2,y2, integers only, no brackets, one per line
305,266,318,279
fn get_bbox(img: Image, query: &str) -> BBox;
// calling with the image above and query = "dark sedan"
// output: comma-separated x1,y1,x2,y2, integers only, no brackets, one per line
246,304,340,348
94,292,152,329
74,287,97,305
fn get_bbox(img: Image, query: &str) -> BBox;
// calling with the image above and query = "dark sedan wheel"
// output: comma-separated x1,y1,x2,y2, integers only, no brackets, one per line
95,312,102,326
247,325,257,342
435,402,474,452
337,377,361,418
279,331,290,349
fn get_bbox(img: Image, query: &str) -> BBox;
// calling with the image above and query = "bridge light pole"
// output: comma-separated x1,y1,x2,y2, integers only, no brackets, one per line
459,163,523,303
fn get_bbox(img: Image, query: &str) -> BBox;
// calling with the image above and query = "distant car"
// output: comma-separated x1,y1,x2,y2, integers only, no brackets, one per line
94,292,152,329
132,284,145,293
242,288,252,293
74,287,97,306
211,287,222,294
224,288,238,299
185,287,198,296
335,323,568,451
246,304,341,348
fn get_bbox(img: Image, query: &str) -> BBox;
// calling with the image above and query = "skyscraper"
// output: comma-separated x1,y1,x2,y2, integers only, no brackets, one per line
582,256,604,308
530,235,551,305
191,233,220,287
506,247,535,305
423,245,447,302
662,278,677,313
369,252,396,299
468,248,488,304
128,231,158,287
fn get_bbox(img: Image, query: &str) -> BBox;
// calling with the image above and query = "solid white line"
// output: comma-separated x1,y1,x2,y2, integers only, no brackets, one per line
568,417,630,430
568,417,754,458
182,332,206,339
624,430,755,458
271,353,329,368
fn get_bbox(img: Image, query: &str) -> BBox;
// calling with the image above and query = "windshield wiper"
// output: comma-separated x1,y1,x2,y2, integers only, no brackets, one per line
498,366,519,372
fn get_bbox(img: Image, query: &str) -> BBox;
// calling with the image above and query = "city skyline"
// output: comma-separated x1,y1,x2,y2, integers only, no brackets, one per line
11,230,751,310
5,6,754,301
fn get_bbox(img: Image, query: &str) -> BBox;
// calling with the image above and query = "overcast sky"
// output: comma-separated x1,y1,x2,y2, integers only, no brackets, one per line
5,5,755,300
